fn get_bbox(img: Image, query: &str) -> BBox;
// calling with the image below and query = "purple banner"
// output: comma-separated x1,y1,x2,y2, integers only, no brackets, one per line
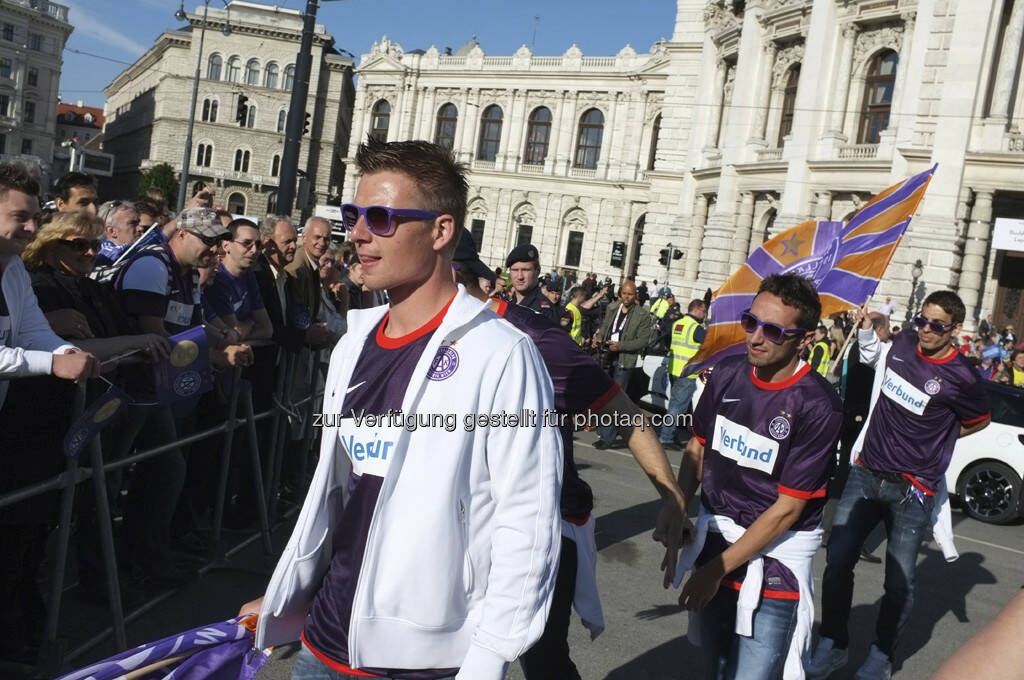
154,325,213,405
63,384,129,458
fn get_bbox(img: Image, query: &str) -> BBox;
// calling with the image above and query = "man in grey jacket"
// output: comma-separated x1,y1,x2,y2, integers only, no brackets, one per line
592,279,652,448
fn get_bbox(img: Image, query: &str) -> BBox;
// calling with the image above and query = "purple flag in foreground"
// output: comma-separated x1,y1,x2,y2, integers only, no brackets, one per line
56,617,271,680
153,325,213,405
63,384,129,458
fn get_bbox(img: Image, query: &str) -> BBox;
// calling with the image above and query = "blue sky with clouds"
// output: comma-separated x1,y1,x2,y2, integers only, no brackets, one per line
59,0,675,109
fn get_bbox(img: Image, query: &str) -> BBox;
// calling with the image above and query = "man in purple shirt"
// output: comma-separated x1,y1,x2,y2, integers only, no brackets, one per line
204,218,272,343
673,274,842,680
808,291,990,680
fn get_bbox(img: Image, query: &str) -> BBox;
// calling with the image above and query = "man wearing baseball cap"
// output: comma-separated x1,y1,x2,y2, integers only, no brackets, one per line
506,243,560,323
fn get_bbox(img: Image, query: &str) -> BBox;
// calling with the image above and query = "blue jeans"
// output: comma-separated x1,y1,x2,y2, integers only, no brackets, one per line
697,587,798,680
660,375,697,444
597,365,633,444
292,646,456,680
820,463,935,660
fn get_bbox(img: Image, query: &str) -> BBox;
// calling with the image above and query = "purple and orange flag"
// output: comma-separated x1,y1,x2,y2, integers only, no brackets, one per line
685,164,936,375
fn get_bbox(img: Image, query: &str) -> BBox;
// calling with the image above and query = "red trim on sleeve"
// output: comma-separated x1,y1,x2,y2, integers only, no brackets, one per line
586,382,621,413
778,485,828,500
915,345,959,364
302,632,381,677
375,294,455,349
961,413,990,426
494,299,509,317
750,363,812,391
691,428,706,445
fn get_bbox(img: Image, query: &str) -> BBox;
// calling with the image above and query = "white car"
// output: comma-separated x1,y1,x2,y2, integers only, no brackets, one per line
946,381,1024,524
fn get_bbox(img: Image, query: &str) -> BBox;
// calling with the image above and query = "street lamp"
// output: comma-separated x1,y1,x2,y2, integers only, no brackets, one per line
903,258,925,330
175,1,231,213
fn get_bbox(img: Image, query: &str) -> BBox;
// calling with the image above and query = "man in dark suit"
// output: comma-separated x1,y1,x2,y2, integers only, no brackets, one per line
592,280,652,448
254,215,304,353
286,217,332,330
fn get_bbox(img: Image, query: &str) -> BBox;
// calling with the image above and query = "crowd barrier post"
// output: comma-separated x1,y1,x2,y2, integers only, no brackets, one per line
264,350,292,509
209,365,244,564
239,382,274,556
267,351,300,521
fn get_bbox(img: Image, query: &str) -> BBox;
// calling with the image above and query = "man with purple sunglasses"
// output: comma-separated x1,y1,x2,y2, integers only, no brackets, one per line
807,290,990,680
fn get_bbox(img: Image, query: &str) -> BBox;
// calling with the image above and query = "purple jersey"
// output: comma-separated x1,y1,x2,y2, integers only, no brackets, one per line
495,299,618,520
859,330,990,492
204,262,265,322
692,355,842,597
303,301,457,679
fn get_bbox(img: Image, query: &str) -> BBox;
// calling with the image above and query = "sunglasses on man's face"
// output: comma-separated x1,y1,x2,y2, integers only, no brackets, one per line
739,309,809,344
340,203,442,237
59,238,102,254
188,231,229,248
912,315,957,334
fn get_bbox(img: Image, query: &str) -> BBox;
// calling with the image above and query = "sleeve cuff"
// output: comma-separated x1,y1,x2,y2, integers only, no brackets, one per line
456,642,510,680
778,484,827,500
961,413,990,426
24,349,55,376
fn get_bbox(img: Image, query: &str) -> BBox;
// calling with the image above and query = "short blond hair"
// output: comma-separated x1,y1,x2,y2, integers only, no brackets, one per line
22,210,103,270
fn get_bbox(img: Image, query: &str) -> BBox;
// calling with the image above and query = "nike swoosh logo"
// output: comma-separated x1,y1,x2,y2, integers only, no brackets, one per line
346,381,366,394
892,356,904,362
722,397,741,403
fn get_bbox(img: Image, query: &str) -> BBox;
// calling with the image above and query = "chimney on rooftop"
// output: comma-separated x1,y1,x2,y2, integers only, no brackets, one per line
76,100,83,107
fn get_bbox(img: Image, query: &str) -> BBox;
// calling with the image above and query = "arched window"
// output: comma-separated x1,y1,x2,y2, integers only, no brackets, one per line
476,104,503,161
267,191,277,214
434,103,458,149
227,192,246,214
265,62,279,89
777,64,800,147
209,100,218,123
370,100,391,142
207,53,222,80
226,56,241,83
195,143,212,167
284,64,295,91
246,105,256,129
574,108,604,169
201,98,211,121
234,149,250,173
245,59,260,86
277,109,286,133
523,107,551,165
647,113,662,171
858,50,898,144
271,154,280,176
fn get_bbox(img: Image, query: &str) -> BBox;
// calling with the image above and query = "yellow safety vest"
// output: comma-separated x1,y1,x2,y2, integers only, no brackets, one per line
566,302,583,346
812,340,831,377
669,316,702,378
651,298,669,319
1014,365,1024,387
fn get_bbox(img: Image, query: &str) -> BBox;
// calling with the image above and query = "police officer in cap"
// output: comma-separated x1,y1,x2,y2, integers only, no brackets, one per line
507,243,561,323
543,277,575,335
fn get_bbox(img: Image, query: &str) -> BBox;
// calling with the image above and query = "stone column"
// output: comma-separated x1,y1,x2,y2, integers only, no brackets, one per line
814,190,833,221
753,42,778,141
455,88,472,162
990,0,1024,120
825,24,860,136
547,91,568,174
685,194,709,283
888,15,914,132
602,92,623,180
705,59,728,148
960,190,994,319
730,192,756,269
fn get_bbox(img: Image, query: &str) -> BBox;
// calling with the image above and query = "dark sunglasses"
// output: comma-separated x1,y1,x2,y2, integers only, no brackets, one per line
187,230,229,248
740,309,809,344
59,238,102,254
912,315,957,334
340,203,442,237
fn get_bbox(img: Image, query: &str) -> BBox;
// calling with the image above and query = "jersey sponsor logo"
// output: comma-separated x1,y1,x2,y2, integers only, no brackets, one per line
880,367,930,415
712,415,779,474
924,379,941,395
339,424,403,477
428,346,459,381
768,415,791,440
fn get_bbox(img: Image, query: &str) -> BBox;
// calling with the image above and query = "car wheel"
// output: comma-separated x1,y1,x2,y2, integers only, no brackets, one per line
957,461,1023,525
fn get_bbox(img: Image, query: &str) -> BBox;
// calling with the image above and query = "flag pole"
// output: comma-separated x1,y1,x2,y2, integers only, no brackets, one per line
834,297,870,374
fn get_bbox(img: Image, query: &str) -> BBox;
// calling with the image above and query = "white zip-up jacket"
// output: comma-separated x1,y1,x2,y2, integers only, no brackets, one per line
255,286,563,680
0,257,76,411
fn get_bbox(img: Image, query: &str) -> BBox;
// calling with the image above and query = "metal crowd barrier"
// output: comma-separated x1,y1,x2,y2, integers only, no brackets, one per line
0,340,327,678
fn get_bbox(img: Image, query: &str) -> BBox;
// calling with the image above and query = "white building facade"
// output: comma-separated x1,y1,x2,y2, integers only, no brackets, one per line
102,0,354,219
0,0,72,187
344,0,1024,333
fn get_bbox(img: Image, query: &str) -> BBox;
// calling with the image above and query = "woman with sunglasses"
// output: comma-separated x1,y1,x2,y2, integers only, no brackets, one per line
809,290,991,680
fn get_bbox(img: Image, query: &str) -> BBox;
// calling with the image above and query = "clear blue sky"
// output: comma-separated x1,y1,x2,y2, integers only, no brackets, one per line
59,0,676,109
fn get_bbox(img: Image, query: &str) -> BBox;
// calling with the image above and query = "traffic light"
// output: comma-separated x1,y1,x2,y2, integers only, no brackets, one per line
673,248,683,260
659,248,670,266
236,94,249,125
302,111,311,135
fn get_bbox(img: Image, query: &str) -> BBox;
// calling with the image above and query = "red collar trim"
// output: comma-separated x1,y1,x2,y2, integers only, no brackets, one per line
750,363,811,391
916,345,958,364
494,299,509,317
375,294,456,349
